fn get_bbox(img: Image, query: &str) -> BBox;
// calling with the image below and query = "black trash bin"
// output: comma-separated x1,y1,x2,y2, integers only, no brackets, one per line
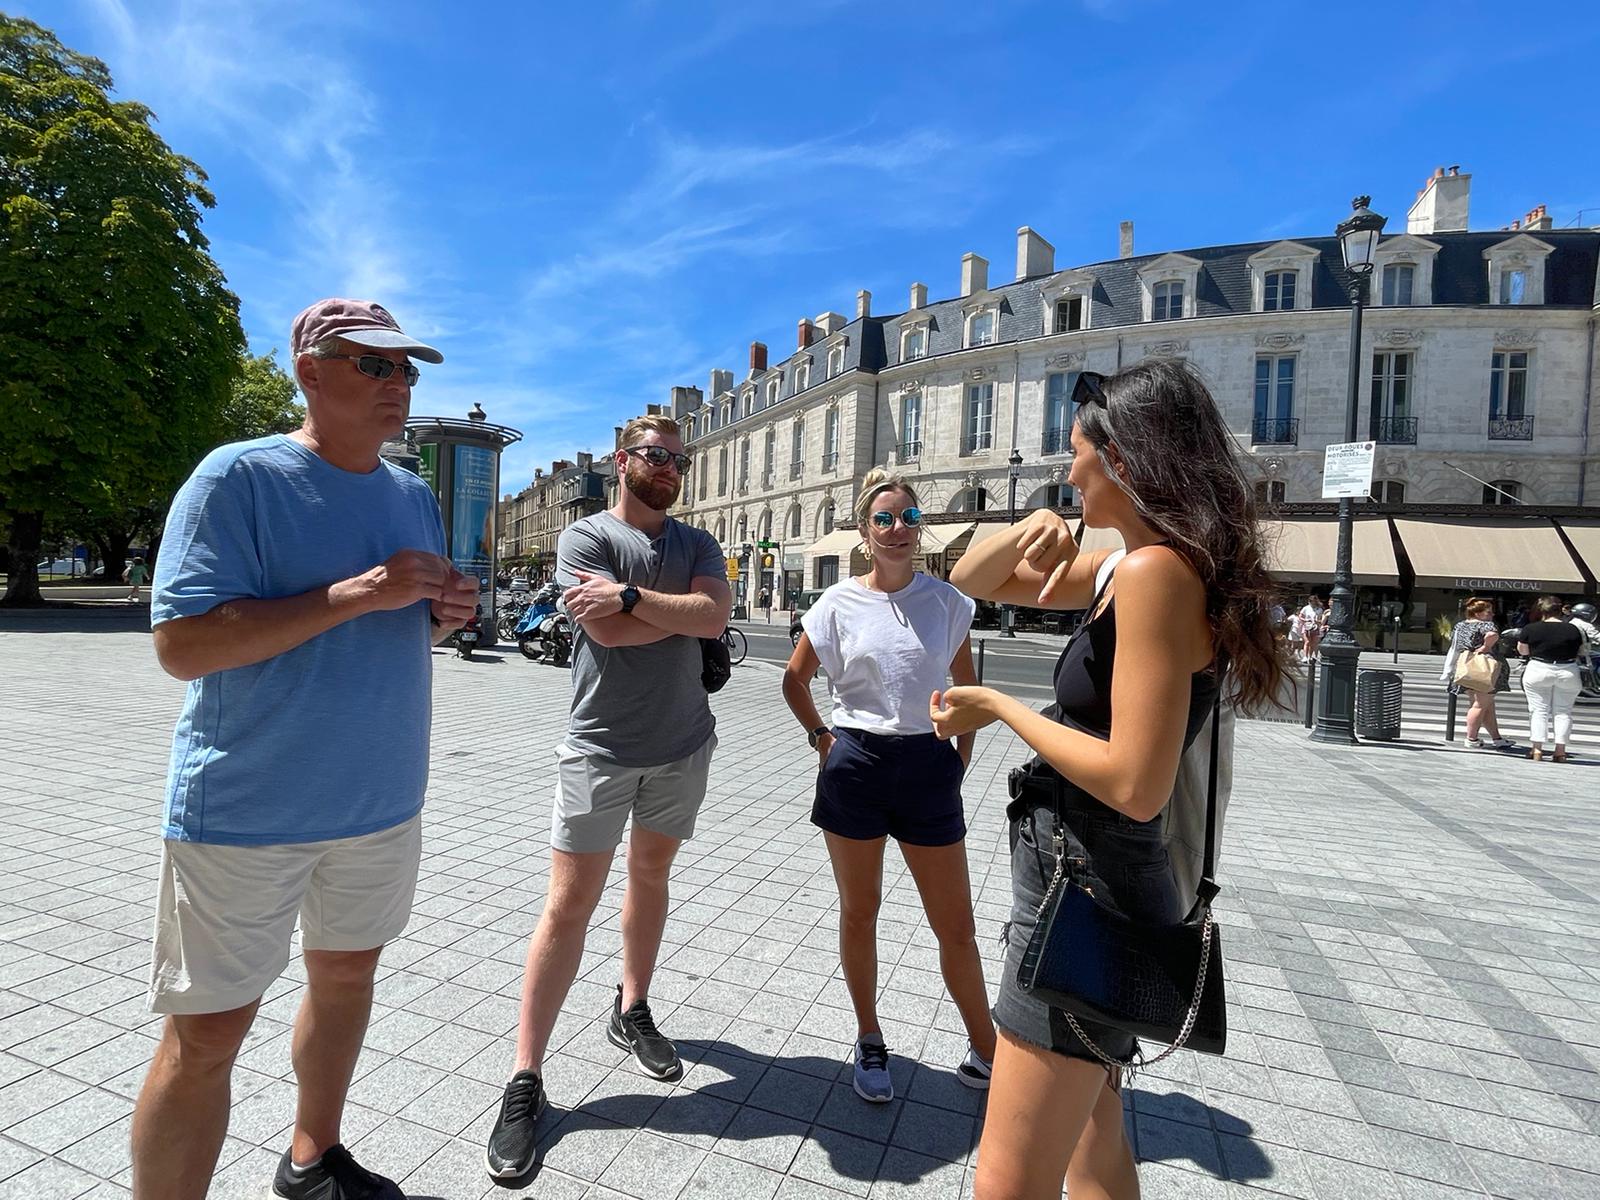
1355,668,1403,741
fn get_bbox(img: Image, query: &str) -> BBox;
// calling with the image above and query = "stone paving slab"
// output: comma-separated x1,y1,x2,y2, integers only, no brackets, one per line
0,629,1596,1198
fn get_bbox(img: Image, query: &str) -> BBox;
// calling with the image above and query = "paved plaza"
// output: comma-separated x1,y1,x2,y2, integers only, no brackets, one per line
1,622,1598,1199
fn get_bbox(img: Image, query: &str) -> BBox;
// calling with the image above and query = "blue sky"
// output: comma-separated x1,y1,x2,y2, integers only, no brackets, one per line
27,0,1600,491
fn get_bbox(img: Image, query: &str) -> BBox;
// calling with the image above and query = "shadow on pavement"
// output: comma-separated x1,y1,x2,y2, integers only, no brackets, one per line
0,604,150,633
1133,1089,1273,1183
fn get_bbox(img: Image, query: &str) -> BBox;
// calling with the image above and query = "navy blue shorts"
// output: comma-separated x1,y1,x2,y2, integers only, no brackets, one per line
812,727,967,846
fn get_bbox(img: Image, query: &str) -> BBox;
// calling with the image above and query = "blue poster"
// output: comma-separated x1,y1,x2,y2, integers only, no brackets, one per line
451,443,496,588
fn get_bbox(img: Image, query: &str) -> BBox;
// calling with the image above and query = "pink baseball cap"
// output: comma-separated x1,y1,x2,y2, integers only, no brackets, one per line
290,298,443,363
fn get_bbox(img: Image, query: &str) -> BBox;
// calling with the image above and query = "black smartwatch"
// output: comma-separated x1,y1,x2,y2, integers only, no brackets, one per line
808,726,830,749
619,584,641,614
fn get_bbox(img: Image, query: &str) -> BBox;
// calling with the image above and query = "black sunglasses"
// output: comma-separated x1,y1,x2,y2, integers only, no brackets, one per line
1071,371,1108,409
623,444,692,473
326,353,420,387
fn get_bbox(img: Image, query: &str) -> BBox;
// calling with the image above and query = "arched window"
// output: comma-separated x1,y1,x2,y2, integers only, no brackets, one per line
788,505,802,539
758,510,772,541
714,517,727,543
736,513,748,541
1483,479,1521,505
1027,483,1073,509
1254,480,1286,506
949,487,988,513
1369,480,1406,504
818,498,836,534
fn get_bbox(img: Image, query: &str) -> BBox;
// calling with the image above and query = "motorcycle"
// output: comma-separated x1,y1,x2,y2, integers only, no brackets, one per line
514,582,573,667
455,604,483,660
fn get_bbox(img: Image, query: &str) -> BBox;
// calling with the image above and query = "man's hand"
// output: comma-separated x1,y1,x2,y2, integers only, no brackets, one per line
430,570,480,631
347,550,452,612
563,570,627,622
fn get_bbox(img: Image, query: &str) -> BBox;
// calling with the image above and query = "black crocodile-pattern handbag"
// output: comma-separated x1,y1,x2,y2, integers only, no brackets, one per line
1018,686,1228,1064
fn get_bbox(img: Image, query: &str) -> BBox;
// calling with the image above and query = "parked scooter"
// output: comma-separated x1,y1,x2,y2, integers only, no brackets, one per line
514,582,573,667
455,604,483,660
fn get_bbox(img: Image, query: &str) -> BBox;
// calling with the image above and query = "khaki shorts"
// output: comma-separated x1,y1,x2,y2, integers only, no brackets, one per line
147,814,422,1014
552,735,716,854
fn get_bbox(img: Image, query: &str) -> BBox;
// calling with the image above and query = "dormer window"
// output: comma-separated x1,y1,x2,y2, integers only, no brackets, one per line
765,376,781,407
1042,269,1096,335
902,325,928,361
967,309,997,347
827,342,846,379
1263,271,1296,311
792,360,810,395
1153,281,1184,322
1382,264,1415,306
1484,234,1553,307
1054,297,1083,332
741,390,754,420
720,401,732,427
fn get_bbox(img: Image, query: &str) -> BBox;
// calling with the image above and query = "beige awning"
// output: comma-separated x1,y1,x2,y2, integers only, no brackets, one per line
1392,517,1586,592
1556,519,1600,584
1073,524,1127,556
1261,518,1400,587
966,521,1019,550
918,521,976,554
805,529,864,557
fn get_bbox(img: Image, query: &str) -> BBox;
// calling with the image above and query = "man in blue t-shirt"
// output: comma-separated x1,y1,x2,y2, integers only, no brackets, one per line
131,298,479,1200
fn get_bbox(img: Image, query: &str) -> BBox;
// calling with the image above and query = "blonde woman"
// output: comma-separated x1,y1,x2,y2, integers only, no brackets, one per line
781,469,996,1103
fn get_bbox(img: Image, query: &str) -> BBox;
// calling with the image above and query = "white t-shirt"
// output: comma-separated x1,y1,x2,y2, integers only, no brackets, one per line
801,573,975,735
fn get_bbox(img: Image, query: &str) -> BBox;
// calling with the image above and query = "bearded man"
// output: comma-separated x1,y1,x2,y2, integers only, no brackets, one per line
486,414,731,1181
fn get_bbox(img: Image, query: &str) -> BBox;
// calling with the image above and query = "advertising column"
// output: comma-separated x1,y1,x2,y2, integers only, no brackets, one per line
451,443,497,589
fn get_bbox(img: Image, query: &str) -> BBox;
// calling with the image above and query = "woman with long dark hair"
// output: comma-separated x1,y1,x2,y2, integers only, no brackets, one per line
937,360,1286,1199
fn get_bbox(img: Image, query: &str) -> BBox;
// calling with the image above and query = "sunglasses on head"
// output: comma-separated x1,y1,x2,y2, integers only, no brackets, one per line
324,352,420,387
870,507,922,529
1071,370,1108,409
623,444,692,473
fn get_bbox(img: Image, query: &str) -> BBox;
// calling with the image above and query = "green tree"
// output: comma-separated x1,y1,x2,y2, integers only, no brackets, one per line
0,15,244,605
222,350,304,443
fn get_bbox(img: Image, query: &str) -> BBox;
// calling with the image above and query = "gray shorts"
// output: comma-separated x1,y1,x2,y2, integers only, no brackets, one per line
551,734,717,853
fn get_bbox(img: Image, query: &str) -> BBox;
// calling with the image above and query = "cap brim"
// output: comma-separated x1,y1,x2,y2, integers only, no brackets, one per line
340,327,444,364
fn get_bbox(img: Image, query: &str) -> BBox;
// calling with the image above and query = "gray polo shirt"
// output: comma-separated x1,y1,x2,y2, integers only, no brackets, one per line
557,511,724,766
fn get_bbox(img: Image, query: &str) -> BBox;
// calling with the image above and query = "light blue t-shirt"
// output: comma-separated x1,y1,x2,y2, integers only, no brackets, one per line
152,435,446,846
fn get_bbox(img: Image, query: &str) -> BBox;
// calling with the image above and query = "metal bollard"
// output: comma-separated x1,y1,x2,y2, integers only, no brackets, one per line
1391,617,1401,664
976,638,986,684
1444,687,1458,743
1303,654,1317,728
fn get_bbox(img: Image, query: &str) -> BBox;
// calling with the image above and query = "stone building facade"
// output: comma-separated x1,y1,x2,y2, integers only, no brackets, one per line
497,452,610,575
668,168,1600,594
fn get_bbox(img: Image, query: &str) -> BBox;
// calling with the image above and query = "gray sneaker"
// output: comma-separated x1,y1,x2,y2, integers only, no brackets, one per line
853,1035,893,1103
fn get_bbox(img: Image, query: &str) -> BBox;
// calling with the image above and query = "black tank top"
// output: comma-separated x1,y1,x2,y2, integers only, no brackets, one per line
1009,592,1220,820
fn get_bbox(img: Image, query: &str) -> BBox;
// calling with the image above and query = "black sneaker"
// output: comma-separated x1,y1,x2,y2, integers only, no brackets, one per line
271,1143,403,1199
484,1069,548,1181
606,985,682,1080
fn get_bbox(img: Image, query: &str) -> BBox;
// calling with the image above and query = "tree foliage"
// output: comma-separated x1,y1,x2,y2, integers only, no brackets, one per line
223,350,304,443
0,14,244,603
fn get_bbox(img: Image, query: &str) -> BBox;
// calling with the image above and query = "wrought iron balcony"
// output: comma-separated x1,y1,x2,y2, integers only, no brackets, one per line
1251,417,1299,446
962,434,994,456
1371,416,1417,445
1488,415,1534,441
789,460,804,480
897,440,922,462
822,451,839,471
1041,426,1070,455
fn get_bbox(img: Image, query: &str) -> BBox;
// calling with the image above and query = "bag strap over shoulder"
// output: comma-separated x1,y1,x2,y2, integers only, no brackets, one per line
1198,682,1223,906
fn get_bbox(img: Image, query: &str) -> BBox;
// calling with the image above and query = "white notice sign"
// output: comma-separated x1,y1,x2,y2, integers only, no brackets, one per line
1322,441,1377,499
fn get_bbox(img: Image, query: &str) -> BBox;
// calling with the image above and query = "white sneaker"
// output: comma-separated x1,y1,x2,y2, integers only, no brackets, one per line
955,1044,992,1090
1463,739,1484,749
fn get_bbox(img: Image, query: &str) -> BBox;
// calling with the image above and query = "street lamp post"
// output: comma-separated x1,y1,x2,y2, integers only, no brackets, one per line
1001,448,1023,637
1312,195,1386,744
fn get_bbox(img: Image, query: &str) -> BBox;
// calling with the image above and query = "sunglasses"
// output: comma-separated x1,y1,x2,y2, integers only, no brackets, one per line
1071,371,1108,409
870,507,922,529
326,353,421,387
623,444,692,473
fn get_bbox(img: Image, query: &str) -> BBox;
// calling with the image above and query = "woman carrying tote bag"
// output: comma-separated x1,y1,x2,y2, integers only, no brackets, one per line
1442,599,1513,749
940,361,1287,1200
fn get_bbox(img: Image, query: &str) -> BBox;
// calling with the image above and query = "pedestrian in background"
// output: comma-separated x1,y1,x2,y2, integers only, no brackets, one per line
781,468,995,1104
133,298,476,1200
1518,595,1585,763
1442,597,1514,750
124,556,149,604
1298,593,1327,663
942,361,1286,1200
487,414,730,1182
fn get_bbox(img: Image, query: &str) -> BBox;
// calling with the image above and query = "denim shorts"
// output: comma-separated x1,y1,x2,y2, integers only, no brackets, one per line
812,727,967,846
993,793,1185,1068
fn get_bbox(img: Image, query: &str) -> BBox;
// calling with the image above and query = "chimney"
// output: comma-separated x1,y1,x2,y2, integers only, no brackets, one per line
797,318,815,349
856,289,871,319
749,341,768,373
960,252,988,297
1524,204,1553,231
613,425,623,450
1119,221,1134,259
577,451,593,470
1407,164,1471,234
816,311,846,337
1016,226,1055,280
909,282,927,310
709,367,733,397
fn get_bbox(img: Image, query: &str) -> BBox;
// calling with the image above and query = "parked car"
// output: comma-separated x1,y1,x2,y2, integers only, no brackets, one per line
789,589,826,647
36,558,88,578
508,576,531,594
